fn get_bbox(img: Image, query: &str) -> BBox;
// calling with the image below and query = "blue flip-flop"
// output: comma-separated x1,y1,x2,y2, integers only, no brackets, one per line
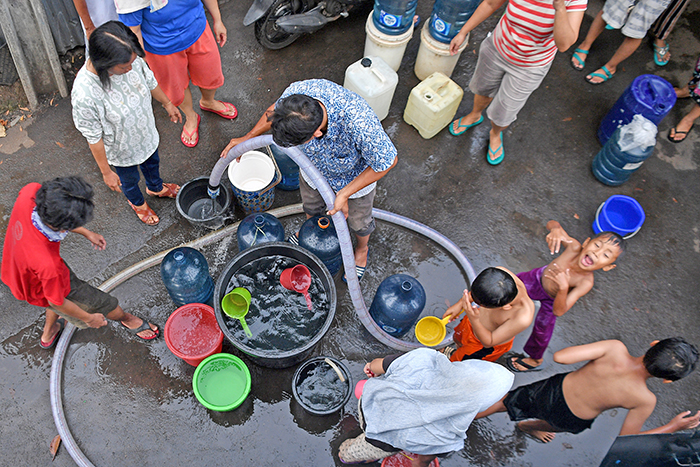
585,66,614,85
570,48,588,70
487,132,505,165
449,115,484,136
653,42,670,66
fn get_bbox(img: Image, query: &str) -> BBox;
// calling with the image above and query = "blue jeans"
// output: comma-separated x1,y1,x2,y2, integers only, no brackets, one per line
113,149,163,206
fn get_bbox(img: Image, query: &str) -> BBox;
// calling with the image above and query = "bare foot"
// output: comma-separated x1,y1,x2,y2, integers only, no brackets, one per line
669,117,695,142
517,421,556,442
675,86,691,99
510,356,542,371
200,100,237,117
121,314,158,339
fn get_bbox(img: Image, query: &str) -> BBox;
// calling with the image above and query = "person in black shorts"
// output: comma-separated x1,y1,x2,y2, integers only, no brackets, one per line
476,338,700,442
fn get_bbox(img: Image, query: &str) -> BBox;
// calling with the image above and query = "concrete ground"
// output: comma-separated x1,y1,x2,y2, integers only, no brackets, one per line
1,0,699,465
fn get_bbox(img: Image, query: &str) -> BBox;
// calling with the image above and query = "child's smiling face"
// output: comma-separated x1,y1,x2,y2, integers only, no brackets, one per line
578,235,621,271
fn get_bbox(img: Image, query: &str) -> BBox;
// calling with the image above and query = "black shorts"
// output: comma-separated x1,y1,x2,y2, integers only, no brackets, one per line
48,268,119,329
503,372,594,434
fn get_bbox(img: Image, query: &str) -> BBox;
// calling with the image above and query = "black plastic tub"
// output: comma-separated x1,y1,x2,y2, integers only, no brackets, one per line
176,177,233,229
214,242,337,368
292,356,351,416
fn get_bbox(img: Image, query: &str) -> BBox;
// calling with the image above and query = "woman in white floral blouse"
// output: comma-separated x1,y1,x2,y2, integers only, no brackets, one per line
71,21,181,226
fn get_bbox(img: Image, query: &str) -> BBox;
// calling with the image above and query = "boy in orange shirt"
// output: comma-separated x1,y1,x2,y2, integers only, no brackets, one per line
442,267,534,362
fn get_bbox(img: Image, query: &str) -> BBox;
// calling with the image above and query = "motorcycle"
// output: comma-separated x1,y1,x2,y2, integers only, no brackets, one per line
244,0,370,50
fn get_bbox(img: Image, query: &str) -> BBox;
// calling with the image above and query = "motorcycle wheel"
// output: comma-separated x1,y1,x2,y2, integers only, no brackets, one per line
254,0,306,50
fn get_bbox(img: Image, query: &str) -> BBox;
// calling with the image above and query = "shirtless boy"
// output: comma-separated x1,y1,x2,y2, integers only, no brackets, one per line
477,338,700,442
442,267,535,363
509,221,624,372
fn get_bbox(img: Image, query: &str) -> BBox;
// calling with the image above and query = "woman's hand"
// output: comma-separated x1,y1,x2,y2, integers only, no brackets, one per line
164,102,182,123
102,170,122,192
213,20,227,47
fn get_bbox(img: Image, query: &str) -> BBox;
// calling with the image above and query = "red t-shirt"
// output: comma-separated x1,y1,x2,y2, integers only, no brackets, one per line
1,183,71,307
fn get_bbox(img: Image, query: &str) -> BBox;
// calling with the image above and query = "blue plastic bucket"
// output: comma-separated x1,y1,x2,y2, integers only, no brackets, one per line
228,151,281,214
592,195,645,239
597,75,676,145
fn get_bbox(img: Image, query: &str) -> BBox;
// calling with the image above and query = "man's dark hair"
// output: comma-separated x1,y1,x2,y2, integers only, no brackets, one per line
270,94,324,147
35,177,95,231
471,267,518,308
643,337,698,381
89,21,145,89
592,231,626,258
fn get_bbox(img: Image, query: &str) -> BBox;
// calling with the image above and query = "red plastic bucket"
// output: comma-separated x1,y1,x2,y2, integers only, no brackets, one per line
165,303,224,366
381,452,439,467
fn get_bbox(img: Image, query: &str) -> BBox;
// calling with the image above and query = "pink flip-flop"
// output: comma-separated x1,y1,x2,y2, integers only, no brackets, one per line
200,101,238,120
181,114,201,148
40,318,65,349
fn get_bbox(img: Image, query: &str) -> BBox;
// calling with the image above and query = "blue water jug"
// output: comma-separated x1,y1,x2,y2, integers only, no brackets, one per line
369,274,426,338
598,75,676,145
160,247,214,306
298,216,342,276
270,145,300,191
237,213,285,252
429,0,482,43
372,0,418,35
592,127,655,186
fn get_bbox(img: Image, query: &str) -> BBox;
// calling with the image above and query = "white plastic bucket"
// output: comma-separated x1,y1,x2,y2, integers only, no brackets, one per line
414,22,468,81
364,13,414,72
228,151,275,192
228,150,279,214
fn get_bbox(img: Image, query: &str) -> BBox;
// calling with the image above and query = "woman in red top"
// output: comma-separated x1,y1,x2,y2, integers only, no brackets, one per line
448,0,587,164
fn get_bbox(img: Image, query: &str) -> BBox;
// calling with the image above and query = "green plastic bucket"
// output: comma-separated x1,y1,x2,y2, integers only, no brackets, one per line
192,353,251,411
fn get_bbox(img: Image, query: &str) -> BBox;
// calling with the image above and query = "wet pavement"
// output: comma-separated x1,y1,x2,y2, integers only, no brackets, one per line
1,0,699,465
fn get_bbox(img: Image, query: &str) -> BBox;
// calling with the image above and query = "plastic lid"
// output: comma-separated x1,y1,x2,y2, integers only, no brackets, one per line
361,58,372,68
173,251,185,263
318,217,330,229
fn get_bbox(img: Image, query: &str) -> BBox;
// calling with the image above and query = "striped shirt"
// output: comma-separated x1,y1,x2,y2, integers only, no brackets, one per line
493,0,587,67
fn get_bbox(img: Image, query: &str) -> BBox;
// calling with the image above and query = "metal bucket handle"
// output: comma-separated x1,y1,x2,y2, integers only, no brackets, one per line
594,201,642,240
258,146,282,195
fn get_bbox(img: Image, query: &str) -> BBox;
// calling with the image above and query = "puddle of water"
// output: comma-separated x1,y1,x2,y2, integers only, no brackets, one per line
54,221,622,466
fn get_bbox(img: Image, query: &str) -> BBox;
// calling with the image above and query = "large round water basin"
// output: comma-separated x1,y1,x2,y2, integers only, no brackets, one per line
214,242,337,368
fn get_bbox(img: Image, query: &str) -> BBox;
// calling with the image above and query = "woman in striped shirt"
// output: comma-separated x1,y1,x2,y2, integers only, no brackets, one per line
448,0,587,164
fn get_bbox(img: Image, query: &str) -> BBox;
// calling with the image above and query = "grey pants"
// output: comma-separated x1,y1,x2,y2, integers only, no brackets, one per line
469,34,552,128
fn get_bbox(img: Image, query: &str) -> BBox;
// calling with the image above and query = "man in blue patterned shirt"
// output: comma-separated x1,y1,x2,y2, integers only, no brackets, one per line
220,79,397,280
